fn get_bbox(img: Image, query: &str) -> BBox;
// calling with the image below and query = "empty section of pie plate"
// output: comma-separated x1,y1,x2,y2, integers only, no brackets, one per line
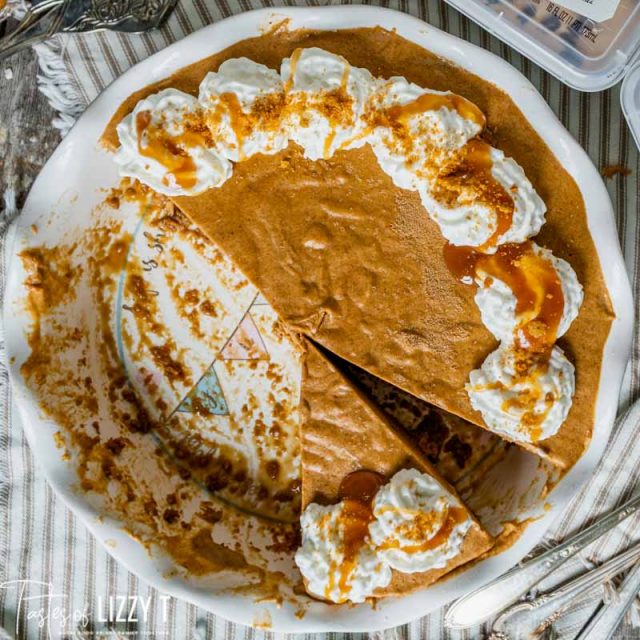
116,198,303,522
8,189,304,605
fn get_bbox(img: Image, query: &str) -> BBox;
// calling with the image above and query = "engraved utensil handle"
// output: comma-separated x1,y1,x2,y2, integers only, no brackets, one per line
0,0,67,61
445,493,640,629
491,539,640,637
576,559,640,640
0,0,177,61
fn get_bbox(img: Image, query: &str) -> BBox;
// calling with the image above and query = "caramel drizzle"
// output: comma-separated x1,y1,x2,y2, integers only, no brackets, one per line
500,369,553,443
204,91,285,161
325,470,385,601
444,241,564,351
377,506,467,554
444,241,565,441
432,140,514,252
322,62,352,159
386,91,486,129
283,48,303,93
367,90,487,174
135,110,206,189
213,92,251,161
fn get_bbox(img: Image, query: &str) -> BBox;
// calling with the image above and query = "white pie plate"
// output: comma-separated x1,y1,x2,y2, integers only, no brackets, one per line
3,5,633,633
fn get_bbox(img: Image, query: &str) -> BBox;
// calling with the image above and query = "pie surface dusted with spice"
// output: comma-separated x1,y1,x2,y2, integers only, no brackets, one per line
99,25,614,604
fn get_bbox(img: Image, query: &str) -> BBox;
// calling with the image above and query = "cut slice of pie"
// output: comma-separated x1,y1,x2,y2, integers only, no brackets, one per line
297,340,493,601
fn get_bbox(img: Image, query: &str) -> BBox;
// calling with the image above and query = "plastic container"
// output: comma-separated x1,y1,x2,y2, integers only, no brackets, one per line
622,61,640,150
445,0,640,92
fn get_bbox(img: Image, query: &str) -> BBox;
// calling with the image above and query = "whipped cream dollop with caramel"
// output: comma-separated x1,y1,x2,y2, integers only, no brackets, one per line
115,89,232,196
366,76,484,190
294,469,472,604
369,468,472,573
198,58,288,161
114,47,584,447
467,343,575,444
295,500,392,604
418,144,546,248
467,242,584,344
445,239,582,445
281,47,375,160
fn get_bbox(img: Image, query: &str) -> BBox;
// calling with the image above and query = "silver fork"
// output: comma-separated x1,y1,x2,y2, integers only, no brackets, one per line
0,0,178,61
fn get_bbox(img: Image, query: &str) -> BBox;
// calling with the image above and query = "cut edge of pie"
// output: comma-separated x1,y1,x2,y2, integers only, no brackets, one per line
299,339,494,598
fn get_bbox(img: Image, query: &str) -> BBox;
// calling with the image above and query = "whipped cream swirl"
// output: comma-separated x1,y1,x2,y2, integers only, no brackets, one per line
115,88,231,196
419,146,546,249
474,243,584,343
199,58,288,161
294,501,392,603
281,47,376,160
295,468,473,603
369,468,472,573
368,76,484,191
467,343,575,444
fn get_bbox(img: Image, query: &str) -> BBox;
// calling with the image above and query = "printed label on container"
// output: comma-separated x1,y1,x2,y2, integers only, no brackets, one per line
553,0,620,22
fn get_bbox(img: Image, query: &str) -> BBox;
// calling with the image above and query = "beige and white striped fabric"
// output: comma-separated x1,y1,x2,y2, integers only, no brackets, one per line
2,0,640,638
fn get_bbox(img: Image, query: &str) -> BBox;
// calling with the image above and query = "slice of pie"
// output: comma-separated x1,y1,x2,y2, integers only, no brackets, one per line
296,340,493,602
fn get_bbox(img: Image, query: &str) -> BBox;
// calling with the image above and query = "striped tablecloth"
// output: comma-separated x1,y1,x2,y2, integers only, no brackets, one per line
2,1,640,638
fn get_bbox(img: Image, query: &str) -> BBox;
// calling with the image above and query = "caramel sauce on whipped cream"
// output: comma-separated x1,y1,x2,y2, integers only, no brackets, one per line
320,470,386,600
386,92,486,129
435,140,515,252
135,110,205,190
444,241,565,352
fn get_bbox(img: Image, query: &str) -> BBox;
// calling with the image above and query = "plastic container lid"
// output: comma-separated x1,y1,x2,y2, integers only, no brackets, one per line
444,0,640,92
621,62,640,151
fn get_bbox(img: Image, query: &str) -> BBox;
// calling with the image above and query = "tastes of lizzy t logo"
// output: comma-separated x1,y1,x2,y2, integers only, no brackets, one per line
0,580,171,638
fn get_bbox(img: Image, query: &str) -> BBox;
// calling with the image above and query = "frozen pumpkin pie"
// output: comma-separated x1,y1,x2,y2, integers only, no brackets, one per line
296,341,493,603
100,26,614,599
102,27,613,470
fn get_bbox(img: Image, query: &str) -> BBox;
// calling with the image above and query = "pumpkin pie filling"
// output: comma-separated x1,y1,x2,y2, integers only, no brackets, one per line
99,25,614,601
295,342,492,603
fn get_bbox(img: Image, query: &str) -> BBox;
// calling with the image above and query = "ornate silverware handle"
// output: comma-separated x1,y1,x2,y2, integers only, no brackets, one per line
576,559,640,640
0,0,67,61
491,539,640,637
445,493,640,629
0,0,177,61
